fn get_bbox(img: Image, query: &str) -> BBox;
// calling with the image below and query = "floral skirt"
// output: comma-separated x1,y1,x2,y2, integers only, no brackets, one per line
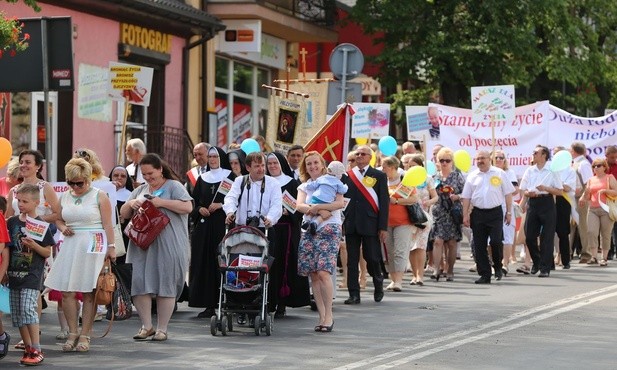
297,223,342,276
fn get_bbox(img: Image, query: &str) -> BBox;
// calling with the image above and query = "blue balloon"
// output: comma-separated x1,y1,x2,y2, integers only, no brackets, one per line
240,138,260,155
550,150,572,172
378,136,397,156
426,160,437,176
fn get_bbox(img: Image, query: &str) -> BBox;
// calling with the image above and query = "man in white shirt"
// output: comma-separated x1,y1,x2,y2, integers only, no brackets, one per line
125,138,146,186
520,145,564,277
570,142,593,262
462,150,515,284
224,152,283,230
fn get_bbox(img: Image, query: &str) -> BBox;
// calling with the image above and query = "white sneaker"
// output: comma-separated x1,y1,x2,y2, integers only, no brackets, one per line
386,281,395,291
55,331,69,340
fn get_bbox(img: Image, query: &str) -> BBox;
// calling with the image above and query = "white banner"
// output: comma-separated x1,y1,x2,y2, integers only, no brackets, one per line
351,103,391,139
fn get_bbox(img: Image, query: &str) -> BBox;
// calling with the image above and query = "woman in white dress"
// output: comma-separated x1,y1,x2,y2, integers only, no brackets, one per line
44,158,115,353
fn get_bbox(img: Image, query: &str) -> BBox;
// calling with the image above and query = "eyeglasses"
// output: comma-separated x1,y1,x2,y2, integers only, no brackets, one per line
75,150,90,160
67,181,85,188
494,156,505,160
439,159,452,164
356,152,369,157
592,164,605,169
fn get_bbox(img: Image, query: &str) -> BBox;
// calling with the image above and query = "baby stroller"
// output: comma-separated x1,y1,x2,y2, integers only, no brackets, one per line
211,225,274,336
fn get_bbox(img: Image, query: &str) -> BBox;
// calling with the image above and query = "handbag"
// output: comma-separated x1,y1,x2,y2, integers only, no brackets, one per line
124,199,170,250
113,207,126,257
94,258,116,306
406,203,428,226
106,262,133,321
450,201,463,225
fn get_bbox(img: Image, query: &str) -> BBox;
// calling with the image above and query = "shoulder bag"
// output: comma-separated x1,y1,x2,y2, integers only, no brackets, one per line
124,199,170,250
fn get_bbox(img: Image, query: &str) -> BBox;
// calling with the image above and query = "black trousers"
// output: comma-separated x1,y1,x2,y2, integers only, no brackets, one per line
346,233,384,297
525,196,556,273
471,206,504,279
555,196,571,266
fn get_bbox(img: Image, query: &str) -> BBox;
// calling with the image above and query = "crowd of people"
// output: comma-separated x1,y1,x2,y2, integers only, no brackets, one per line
0,135,615,365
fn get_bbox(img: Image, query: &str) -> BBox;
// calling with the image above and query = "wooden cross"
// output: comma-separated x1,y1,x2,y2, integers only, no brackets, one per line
299,47,308,80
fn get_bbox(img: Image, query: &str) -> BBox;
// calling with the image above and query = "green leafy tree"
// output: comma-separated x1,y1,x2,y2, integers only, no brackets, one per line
351,0,617,116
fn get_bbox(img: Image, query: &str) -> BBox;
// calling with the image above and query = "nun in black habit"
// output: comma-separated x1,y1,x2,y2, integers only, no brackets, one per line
266,152,311,316
189,146,236,318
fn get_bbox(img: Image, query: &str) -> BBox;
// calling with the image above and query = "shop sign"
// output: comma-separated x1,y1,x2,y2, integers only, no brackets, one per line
120,23,172,54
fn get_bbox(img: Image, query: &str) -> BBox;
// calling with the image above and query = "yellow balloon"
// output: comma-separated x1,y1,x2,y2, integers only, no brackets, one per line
0,138,12,168
369,151,377,167
454,150,472,172
356,137,368,145
402,166,427,187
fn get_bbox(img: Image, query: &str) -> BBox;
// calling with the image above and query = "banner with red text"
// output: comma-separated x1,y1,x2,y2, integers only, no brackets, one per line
428,101,549,177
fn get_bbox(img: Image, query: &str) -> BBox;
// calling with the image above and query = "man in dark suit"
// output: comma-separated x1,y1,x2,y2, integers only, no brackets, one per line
343,145,389,304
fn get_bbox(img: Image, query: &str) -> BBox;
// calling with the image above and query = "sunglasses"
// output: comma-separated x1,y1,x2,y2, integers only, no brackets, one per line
439,159,452,164
356,152,369,157
494,156,505,160
592,164,605,169
67,181,85,188
75,150,90,160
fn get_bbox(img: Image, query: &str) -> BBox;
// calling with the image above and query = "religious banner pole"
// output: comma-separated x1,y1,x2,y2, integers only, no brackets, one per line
118,97,130,165
261,84,309,98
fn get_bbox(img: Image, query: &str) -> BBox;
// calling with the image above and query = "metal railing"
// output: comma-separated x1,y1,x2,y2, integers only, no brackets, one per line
209,0,337,26
145,126,195,182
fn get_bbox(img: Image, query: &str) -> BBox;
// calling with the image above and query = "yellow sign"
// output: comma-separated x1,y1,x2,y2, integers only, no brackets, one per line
120,23,172,54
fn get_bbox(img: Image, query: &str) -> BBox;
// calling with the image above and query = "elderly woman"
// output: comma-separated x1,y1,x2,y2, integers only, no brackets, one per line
381,156,419,291
431,147,465,282
579,158,617,266
44,158,115,352
120,154,193,341
296,151,344,333
407,154,437,285
266,152,310,316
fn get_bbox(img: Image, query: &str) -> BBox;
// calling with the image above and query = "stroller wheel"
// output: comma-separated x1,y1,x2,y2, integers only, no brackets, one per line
221,316,228,336
265,314,272,336
210,315,218,336
254,316,261,336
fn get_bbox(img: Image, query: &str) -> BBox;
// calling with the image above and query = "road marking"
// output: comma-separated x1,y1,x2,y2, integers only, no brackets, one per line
334,284,617,370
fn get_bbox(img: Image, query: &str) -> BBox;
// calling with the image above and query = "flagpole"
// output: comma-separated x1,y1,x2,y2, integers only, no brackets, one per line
343,103,351,162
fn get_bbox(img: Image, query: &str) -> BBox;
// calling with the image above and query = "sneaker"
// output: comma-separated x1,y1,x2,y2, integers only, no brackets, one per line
55,331,69,340
0,332,9,359
22,348,44,366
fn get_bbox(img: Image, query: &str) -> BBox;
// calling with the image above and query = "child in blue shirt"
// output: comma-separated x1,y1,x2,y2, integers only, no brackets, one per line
302,161,348,235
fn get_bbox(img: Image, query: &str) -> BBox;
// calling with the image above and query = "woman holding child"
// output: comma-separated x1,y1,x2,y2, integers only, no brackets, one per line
296,151,345,333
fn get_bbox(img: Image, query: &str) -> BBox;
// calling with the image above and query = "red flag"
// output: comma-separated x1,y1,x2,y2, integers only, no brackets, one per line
304,104,354,162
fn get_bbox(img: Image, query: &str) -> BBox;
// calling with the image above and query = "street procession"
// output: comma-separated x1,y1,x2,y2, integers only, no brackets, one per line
1,0,617,368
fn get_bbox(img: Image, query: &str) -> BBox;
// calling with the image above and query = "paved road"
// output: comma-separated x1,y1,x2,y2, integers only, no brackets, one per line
1,247,616,369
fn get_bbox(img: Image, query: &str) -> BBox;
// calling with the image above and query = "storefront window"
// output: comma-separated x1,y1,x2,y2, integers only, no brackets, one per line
257,68,269,98
233,62,253,95
215,57,228,88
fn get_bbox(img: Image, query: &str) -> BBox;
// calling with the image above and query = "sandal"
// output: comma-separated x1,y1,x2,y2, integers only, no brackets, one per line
133,327,155,340
151,330,167,341
75,335,90,352
62,333,79,352
600,260,608,266
314,325,323,332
